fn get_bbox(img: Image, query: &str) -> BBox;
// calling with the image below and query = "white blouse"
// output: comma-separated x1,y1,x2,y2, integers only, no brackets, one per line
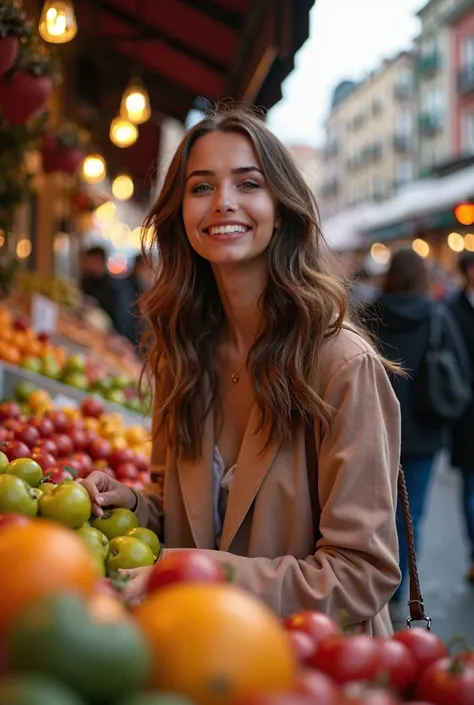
212,446,236,548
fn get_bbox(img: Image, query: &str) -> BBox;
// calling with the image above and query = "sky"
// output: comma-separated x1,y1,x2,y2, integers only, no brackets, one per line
268,0,427,147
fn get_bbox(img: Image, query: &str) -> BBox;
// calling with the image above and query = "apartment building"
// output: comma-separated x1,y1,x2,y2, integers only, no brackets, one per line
414,0,462,173
447,0,474,157
320,52,414,217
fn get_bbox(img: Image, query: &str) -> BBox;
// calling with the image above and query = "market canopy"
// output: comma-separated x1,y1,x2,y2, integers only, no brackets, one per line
73,0,315,195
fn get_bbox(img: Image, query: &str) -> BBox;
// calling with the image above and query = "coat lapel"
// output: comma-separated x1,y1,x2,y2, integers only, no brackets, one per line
219,404,280,552
176,412,215,549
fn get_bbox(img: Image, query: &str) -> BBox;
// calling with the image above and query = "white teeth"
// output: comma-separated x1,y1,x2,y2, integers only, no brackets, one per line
208,225,249,235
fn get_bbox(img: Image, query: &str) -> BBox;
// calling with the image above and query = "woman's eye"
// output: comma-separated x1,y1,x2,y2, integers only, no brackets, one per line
240,180,259,190
191,183,212,193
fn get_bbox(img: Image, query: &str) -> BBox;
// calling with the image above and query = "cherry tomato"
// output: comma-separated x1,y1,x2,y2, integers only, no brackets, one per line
286,629,317,666
294,669,339,704
392,628,447,678
283,610,340,648
376,637,417,694
416,657,474,705
310,634,381,685
339,683,401,705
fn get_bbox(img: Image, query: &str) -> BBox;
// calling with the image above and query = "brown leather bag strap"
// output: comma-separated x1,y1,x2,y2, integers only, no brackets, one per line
305,420,431,628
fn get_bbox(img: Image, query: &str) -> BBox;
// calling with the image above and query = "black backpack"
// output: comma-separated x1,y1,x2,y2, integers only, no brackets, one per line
417,303,471,424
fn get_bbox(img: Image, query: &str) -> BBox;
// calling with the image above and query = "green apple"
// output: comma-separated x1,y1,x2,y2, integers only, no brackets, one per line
91,508,138,540
0,451,9,474
7,458,43,487
124,527,160,559
14,381,37,402
39,481,92,529
64,353,86,374
20,357,43,374
63,373,89,391
0,474,41,516
76,525,109,559
106,536,155,573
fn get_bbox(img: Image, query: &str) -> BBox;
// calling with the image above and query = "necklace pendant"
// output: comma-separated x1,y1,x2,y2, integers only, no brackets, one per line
231,372,239,384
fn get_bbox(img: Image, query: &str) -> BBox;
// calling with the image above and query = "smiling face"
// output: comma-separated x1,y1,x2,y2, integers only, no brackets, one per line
182,131,280,268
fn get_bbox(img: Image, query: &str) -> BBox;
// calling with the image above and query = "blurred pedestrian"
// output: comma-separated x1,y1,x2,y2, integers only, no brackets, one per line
126,254,153,349
450,251,474,581
364,248,470,602
80,246,133,338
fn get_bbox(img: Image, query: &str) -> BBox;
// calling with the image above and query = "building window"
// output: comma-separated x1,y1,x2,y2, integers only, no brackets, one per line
462,112,474,153
397,107,412,136
461,35,474,68
397,160,413,184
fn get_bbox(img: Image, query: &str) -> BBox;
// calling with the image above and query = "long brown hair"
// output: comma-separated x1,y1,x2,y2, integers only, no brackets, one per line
140,106,392,459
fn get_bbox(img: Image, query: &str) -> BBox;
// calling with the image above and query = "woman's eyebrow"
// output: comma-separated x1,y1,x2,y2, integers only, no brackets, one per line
186,166,263,181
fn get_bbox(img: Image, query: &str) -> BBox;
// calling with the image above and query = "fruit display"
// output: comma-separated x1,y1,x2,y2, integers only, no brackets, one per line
15,270,82,309
0,518,472,705
0,306,150,412
0,389,151,489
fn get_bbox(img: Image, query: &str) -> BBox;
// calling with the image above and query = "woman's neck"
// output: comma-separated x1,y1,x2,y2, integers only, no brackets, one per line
213,260,267,356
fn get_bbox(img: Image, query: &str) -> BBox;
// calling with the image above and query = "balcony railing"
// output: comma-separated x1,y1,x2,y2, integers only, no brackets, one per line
417,52,441,76
393,134,412,152
394,83,411,100
458,66,474,95
418,112,443,136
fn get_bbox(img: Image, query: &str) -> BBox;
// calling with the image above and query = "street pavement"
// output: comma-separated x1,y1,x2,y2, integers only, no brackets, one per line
392,452,474,643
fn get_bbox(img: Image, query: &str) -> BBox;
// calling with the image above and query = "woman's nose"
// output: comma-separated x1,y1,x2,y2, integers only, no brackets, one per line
212,185,237,213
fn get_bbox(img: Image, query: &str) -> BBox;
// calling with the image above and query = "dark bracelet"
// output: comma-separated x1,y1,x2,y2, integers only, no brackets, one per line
130,489,140,513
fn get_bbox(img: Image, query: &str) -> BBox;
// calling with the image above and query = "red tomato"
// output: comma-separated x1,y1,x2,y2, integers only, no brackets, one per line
294,669,339,704
34,438,58,458
30,449,56,471
145,550,228,595
46,467,75,484
3,440,30,461
30,416,55,438
339,683,401,705
68,428,88,452
0,514,32,530
376,637,417,694
393,628,447,677
283,610,340,648
310,634,381,685
50,433,74,458
416,657,474,705
286,629,317,666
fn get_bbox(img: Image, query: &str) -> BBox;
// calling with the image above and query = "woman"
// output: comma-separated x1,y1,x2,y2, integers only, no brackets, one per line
81,108,401,635
364,248,469,602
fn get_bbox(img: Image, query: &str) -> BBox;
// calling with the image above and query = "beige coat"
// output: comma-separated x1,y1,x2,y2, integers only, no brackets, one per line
136,328,401,636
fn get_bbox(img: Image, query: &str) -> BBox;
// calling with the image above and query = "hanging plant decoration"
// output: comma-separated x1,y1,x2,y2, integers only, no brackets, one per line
42,122,90,176
0,1,31,78
0,32,60,126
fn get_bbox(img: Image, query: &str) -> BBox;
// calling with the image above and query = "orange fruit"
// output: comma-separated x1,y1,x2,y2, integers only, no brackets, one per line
0,520,99,634
27,389,51,410
134,583,296,704
0,343,21,365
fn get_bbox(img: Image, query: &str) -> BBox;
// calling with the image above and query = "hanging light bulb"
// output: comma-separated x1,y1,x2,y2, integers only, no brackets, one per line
109,116,138,148
82,154,106,184
120,77,151,125
39,0,78,44
112,174,134,201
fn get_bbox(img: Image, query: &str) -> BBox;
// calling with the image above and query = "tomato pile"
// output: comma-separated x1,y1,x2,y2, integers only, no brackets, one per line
0,517,472,705
0,391,151,492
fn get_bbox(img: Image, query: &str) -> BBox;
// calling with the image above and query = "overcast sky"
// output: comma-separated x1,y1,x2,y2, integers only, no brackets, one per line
267,0,426,147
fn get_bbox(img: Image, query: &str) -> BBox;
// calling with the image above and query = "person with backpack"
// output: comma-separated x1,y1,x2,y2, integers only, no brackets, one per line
364,248,470,604
450,251,474,582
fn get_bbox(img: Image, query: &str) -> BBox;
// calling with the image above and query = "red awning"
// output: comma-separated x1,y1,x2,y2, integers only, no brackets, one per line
73,0,315,196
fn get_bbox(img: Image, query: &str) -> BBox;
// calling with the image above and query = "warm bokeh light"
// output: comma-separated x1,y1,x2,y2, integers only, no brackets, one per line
16,239,32,259
370,242,390,265
130,227,142,249
447,232,465,252
112,174,134,201
110,223,131,248
454,203,474,226
412,238,430,259
465,233,474,252
120,78,151,125
82,154,106,184
109,117,138,148
38,0,77,44
107,253,128,275
94,201,116,223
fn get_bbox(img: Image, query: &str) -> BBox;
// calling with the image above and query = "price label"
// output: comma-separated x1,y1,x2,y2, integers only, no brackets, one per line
31,294,59,334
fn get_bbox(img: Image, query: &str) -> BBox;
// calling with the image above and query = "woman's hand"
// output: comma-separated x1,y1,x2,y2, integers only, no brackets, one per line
78,471,137,517
118,565,154,604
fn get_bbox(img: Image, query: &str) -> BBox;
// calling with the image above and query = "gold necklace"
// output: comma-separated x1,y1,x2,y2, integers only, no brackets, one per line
231,358,248,384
